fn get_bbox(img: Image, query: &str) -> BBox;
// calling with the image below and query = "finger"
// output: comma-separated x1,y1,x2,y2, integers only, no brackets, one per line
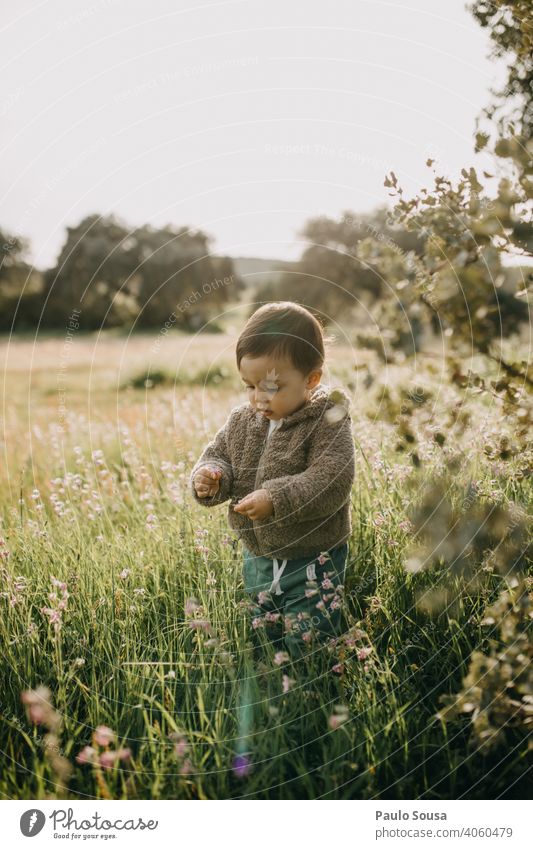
198,484,217,495
197,472,214,484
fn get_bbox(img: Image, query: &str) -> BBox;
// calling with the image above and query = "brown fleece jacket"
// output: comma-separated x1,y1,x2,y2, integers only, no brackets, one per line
189,383,355,560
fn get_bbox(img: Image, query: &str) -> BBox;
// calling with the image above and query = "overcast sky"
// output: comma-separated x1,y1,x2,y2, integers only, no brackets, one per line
2,0,504,269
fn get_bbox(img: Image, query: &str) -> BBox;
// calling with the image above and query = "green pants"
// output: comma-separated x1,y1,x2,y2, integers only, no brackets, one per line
242,541,349,659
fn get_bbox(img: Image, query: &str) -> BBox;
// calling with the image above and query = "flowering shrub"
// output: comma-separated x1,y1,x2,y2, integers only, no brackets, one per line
436,578,533,753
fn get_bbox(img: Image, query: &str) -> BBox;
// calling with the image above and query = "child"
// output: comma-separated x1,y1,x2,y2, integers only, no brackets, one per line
190,301,355,659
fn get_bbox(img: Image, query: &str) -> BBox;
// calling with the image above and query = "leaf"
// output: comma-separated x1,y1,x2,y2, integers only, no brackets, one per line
468,167,483,194
475,132,490,152
494,138,512,158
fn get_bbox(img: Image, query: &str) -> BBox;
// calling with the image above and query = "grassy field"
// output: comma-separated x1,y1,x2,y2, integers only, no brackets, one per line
0,330,531,800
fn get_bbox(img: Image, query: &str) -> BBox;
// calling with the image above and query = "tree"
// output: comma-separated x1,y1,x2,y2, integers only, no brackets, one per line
0,227,43,331
470,0,533,140
42,215,242,329
381,1,532,397
135,225,241,329
42,214,140,328
262,207,425,329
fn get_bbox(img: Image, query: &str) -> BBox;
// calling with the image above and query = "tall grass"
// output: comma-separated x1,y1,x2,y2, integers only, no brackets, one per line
0,336,530,799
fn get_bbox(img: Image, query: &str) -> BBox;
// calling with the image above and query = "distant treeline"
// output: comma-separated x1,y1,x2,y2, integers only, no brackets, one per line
0,214,242,331
1,208,530,344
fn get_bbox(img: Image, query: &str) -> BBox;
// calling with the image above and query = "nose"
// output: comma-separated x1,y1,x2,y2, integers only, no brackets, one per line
255,388,270,409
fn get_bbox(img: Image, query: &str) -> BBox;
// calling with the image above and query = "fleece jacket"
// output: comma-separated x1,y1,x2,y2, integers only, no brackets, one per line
189,383,355,559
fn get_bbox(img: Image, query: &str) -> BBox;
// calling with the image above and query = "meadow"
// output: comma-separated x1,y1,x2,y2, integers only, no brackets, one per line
0,328,531,800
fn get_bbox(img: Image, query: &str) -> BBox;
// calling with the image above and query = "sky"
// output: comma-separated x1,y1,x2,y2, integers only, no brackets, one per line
2,0,506,269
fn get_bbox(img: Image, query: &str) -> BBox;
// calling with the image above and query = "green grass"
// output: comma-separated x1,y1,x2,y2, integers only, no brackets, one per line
0,336,531,799
1,474,529,799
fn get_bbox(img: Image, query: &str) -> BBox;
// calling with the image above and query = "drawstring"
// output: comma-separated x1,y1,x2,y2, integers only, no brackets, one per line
269,558,317,594
270,557,288,595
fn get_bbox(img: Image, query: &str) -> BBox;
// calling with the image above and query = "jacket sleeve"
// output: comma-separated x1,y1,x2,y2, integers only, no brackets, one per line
189,413,234,507
261,406,355,526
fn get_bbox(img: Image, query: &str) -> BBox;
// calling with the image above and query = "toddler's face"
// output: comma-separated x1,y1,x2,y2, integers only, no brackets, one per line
239,354,322,421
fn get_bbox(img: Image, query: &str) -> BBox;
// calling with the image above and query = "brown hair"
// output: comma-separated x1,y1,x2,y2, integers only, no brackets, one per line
236,301,333,376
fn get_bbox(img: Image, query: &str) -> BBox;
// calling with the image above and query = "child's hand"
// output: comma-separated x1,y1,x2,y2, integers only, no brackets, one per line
194,465,223,498
233,488,273,520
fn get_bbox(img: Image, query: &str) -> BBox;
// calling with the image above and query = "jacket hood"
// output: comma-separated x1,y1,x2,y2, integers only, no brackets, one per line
248,382,352,432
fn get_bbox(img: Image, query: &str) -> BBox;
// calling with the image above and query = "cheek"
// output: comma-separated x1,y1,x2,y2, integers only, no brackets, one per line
279,386,300,403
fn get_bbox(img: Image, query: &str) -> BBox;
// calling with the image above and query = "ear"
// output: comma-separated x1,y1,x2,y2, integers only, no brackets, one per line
306,369,322,390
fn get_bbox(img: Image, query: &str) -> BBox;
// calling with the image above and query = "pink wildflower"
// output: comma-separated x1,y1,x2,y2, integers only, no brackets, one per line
41,576,69,633
41,607,61,626
99,750,118,770
21,685,51,705
145,513,158,531
28,704,48,725
264,611,281,623
328,712,348,730
184,597,201,616
273,651,290,666
76,745,97,765
94,725,115,747
174,738,189,758
344,627,366,647
21,685,61,732
282,674,296,693
357,646,373,661
0,537,10,561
